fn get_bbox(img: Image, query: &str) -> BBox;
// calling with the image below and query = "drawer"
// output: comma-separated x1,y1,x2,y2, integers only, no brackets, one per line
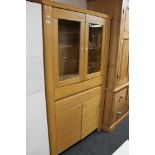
55,82,82,100
112,104,129,124
113,88,128,111
82,86,102,102
55,94,82,154
55,81,102,100
82,76,103,91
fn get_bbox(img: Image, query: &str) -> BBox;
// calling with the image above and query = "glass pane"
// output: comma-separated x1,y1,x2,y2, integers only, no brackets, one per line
88,23,103,74
58,19,80,81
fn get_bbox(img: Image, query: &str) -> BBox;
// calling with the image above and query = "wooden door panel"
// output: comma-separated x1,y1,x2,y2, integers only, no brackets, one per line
117,39,129,86
81,86,102,138
119,39,129,81
55,95,82,154
116,0,129,87
56,104,82,154
82,96,101,138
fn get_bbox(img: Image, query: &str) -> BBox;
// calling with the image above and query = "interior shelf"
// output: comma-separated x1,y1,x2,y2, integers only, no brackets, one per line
59,74,78,80
59,44,73,48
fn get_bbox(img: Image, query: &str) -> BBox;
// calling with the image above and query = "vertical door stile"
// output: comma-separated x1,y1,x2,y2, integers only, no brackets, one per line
53,18,59,88
84,22,89,80
79,21,85,82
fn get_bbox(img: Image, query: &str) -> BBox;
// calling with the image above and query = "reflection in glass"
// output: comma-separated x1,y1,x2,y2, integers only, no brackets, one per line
88,24,103,74
58,19,80,80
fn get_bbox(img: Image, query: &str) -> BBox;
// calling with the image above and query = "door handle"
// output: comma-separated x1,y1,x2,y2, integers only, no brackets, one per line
86,47,88,51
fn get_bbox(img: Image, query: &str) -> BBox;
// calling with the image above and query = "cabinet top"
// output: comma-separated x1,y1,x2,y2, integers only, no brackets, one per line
27,0,111,19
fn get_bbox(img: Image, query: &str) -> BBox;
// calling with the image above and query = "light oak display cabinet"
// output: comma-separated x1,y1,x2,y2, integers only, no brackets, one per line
28,0,111,155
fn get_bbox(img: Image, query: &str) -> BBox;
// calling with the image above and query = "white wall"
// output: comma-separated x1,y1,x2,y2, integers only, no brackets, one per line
56,0,87,8
26,2,50,155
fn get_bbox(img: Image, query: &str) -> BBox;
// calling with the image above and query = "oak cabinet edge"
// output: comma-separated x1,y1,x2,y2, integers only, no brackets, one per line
27,0,111,19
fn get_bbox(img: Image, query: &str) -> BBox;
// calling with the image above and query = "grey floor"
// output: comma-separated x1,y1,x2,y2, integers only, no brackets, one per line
61,117,129,155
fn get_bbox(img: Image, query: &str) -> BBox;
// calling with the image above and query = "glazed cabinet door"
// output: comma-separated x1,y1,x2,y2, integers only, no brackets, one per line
116,0,129,87
84,14,105,80
53,8,85,87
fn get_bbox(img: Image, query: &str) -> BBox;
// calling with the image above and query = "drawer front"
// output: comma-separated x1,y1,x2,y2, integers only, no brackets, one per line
82,76,103,91
112,104,129,124
55,86,101,111
113,87,128,111
82,86,102,102
82,95,101,138
55,82,82,100
55,95,82,154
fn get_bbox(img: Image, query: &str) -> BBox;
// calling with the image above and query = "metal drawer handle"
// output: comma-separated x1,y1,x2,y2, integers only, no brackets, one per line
116,111,122,119
119,95,124,102
117,111,122,115
81,47,84,52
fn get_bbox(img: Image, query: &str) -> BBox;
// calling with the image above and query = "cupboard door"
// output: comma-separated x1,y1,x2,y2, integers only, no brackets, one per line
84,15,105,80
55,94,82,154
82,95,101,138
81,86,102,138
53,8,85,87
116,0,129,87
117,40,129,85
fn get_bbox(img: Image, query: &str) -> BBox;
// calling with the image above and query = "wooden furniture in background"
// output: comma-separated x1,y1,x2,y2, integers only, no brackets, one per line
87,0,129,132
28,1,111,154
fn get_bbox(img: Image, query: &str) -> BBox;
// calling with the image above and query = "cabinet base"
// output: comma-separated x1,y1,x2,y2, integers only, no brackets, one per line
102,111,129,133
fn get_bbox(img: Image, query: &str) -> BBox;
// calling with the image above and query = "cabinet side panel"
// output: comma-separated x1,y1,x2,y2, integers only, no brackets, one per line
42,5,58,155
